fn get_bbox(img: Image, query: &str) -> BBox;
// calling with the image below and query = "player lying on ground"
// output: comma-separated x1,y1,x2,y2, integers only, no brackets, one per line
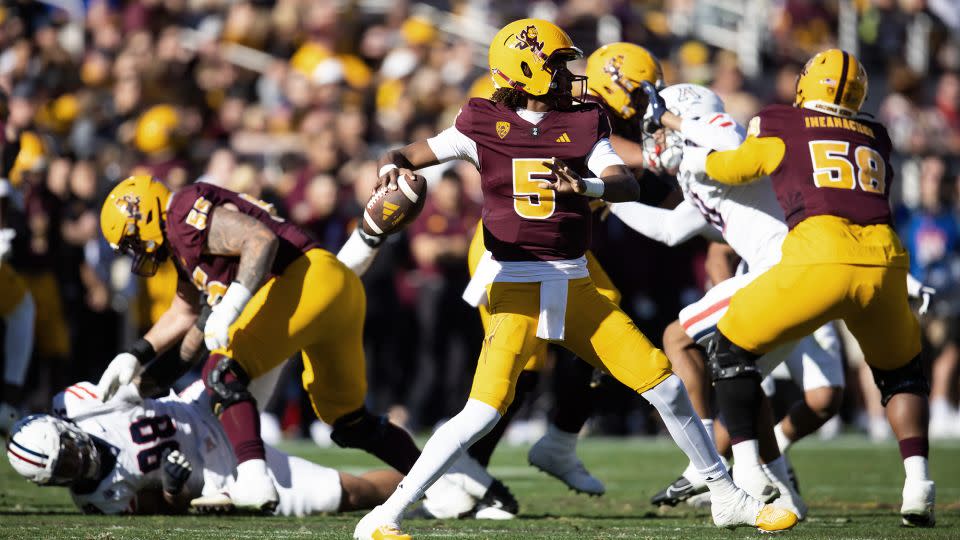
677,49,935,527
95,176,425,512
609,81,848,517
352,19,798,540
6,381,401,515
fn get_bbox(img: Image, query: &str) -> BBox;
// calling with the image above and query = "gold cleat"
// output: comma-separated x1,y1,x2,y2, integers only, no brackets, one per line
755,505,799,533
372,525,412,540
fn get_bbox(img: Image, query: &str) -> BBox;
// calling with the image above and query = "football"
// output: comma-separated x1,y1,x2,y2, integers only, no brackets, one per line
362,173,427,236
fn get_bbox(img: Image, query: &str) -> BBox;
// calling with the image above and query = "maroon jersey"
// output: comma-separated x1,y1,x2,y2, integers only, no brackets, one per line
456,98,612,261
757,105,893,229
164,182,318,303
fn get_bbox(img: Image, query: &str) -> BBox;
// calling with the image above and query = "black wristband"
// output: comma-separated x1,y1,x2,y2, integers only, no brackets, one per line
358,227,385,248
127,338,157,364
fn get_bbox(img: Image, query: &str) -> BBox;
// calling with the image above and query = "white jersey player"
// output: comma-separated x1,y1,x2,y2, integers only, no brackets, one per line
608,83,848,518
7,381,401,516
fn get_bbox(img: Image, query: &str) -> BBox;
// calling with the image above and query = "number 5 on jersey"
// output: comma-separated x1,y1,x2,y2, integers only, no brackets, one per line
513,158,556,219
808,140,886,194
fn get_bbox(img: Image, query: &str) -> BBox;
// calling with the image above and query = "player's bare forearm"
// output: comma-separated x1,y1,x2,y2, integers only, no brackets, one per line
144,292,198,355
705,242,738,285
205,207,278,292
599,165,641,202
378,141,440,191
609,134,646,168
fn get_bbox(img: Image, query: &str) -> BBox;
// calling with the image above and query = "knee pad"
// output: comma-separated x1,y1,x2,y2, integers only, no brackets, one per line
871,355,929,407
329,408,389,450
707,332,761,382
204,354,254,417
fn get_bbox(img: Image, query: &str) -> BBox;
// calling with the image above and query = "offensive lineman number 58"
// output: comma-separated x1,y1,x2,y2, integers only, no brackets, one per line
808,140,886,194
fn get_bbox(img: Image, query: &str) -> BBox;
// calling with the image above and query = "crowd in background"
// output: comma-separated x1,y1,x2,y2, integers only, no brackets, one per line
1,0,959,443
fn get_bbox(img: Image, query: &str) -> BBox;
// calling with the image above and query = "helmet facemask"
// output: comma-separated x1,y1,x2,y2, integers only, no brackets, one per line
47,422,101,487
641,127,684,176
541,49,586,110
113,195,169,277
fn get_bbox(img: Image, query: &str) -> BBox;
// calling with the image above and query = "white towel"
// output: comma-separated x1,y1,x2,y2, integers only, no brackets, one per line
483,256,589,341
536,279,568,340
462,250,500,308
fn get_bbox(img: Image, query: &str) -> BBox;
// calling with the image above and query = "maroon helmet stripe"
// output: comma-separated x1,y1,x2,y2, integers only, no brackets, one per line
835,52,849,105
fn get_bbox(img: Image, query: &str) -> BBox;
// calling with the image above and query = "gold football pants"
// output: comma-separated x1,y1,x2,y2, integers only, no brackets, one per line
468,222,621,372
719,262,920,371
470,277,672,414
213,248,367,423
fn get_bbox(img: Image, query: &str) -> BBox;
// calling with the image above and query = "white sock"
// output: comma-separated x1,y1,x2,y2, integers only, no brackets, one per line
4,293,35,387
237,458,268,479
904,456,930,482
774,423,793,454
380,399,500,521
682,418,722,484
762,455,791,490
641,375,729,488
335,228,381,277
731,439,761,469
541,423,578,451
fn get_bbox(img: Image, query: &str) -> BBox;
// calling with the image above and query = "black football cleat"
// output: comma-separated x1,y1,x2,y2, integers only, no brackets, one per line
472,479,519,520
651,475,708,507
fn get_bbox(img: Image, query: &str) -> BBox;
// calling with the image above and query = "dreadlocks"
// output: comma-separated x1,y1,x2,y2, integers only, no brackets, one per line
491,87,528,109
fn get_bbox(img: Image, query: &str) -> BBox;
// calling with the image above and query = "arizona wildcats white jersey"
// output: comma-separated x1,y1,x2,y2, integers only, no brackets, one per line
55,382,234,514
677,112,787,271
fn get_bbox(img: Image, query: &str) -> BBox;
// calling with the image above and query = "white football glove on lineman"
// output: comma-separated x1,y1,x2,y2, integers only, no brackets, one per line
918,285,935,317
203,282,252,351
0,228,15,261
97,352,141,401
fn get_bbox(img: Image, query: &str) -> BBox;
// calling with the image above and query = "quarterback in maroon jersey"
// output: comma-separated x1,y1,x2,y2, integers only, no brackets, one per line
97,176,424,512
353,18,797,540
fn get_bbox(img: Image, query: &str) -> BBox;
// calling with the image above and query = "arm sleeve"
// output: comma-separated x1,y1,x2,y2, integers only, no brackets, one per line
586,138,626,177
609,199,712,246
680,114,746,151
426,126,479,167
702,136,786,186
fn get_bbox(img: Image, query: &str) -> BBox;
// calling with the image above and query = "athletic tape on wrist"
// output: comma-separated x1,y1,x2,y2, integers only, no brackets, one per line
583,177,605,198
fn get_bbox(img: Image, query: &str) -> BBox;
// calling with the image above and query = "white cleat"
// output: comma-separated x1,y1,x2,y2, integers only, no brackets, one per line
528,436,605,496
732,463,779,504
190,492,236,514
230,460,278,513
901,479,935,527
355,506,410,540
711,488,798,532
414,476,477,519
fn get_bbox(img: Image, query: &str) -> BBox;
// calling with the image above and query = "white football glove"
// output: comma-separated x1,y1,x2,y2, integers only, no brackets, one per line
0,228,15,261
918,285,936,317
97,352,141,402
203,282,252,351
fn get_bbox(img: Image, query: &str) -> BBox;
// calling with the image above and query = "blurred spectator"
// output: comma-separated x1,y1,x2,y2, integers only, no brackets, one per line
405,170,481,430
898,156,960,438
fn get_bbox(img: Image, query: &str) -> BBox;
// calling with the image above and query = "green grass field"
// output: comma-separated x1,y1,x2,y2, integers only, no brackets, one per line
2,436,958,539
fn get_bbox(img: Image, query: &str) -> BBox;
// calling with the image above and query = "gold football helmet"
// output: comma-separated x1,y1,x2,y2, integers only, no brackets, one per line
586,43,662,120
795,49,867,118
135,105,181,155
100,175,172,276
488,18,585,98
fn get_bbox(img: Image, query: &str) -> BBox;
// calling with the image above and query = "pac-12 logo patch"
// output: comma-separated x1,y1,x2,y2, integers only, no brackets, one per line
496,121,511,139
